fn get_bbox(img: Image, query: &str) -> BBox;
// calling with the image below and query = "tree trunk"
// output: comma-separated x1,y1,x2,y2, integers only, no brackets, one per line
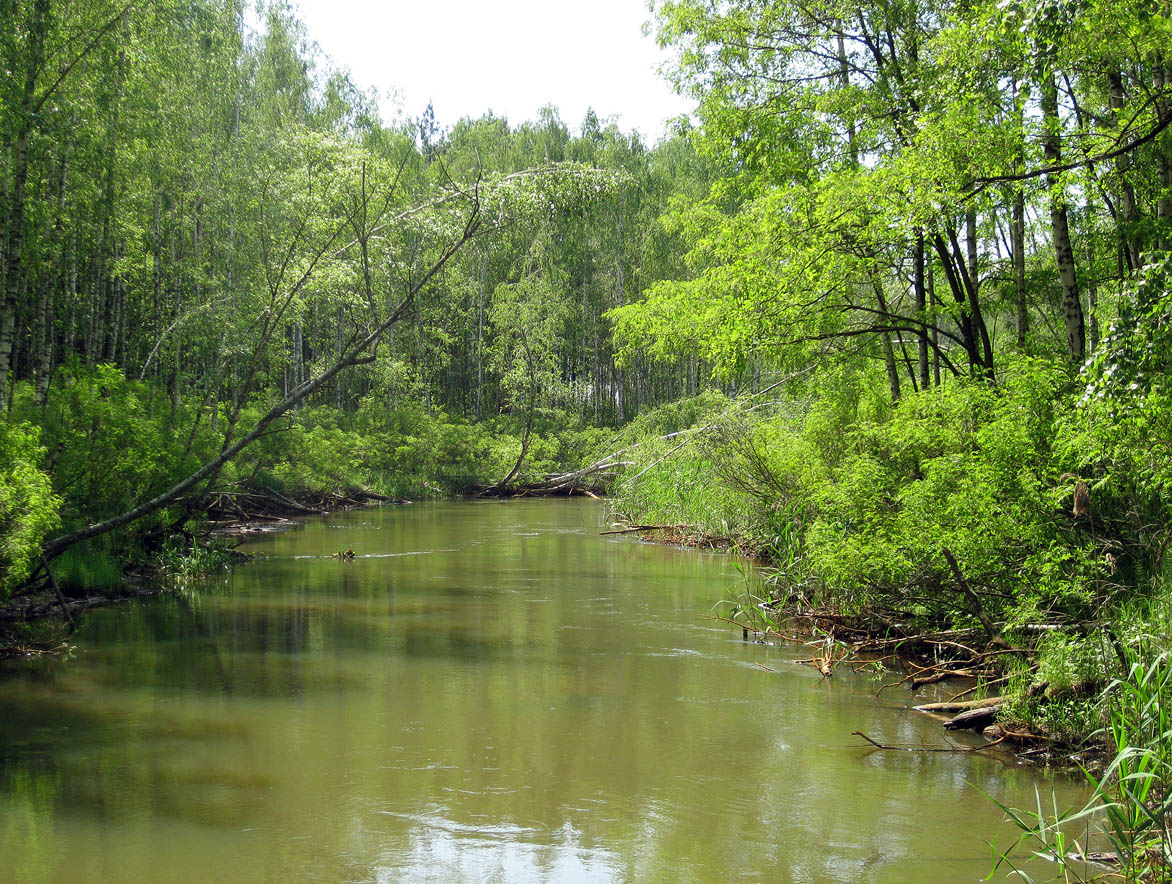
151,191,163,378
0,0,51,411
494,383,536,491
914,229,930,388
113,255,126,366
62,231,77,360
476,250,485,418
1040,70,1085,362
1108,70,1141,270
929,258,940,386
872,279,901,402
34,154,67,406
965,208,979,296
836,25,858,166
1013,188,1027,349
1011,78,1029,349
932,228,992,379
1157,58,1172,251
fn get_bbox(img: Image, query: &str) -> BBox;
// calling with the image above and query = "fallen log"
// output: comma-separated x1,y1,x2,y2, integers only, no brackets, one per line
201,488,324,515
599,524,677,536
542,458,634,491
943,703,1003,731
913,696,1004,714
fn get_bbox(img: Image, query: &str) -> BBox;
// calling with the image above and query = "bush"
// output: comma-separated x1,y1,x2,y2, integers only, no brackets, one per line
14,364,219,533
0,421,61,596
611,352,1171,645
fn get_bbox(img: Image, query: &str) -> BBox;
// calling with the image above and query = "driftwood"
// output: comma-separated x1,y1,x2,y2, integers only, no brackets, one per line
209,518,299,539
1069,851,1119,866
204,489,323,515
539,458,634,493
911,668,979,689
878,660,982,694
914,696,1005,734
474,459,630,498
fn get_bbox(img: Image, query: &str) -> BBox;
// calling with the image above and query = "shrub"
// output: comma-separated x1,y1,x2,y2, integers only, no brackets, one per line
0,421,61,596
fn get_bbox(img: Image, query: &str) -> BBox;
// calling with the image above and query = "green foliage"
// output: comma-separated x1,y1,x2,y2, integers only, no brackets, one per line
613,354,1171,651
1082,255,1172,414
602,390,731,449
1037,633,1114,697
16,366,217,531
156,537,235,586
980,784,1104,883
1,0,717,582
714,567,784,637
489,243,573,429
0,356,618,593
233,399,606,501
0,421,61,596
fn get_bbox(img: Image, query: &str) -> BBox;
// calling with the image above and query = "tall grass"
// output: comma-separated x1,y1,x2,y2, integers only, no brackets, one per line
1098,649,1172,879
984,643,1172,882
52,547,123,592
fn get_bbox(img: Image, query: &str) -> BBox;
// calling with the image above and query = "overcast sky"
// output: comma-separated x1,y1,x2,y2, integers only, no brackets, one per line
287,0,694,142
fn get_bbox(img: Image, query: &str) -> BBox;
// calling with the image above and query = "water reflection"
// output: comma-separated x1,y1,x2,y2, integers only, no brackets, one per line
0,500,1090,883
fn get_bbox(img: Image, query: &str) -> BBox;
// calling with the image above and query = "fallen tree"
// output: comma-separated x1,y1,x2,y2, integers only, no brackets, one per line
28,163,626,576
39,201,481,564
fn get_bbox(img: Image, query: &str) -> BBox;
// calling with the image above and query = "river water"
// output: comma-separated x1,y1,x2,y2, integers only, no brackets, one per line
0,499,1090,883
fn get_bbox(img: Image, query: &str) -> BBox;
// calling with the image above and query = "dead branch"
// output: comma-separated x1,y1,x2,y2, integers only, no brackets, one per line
41,555,74,634
947,675,1013,703
851,731,1005,753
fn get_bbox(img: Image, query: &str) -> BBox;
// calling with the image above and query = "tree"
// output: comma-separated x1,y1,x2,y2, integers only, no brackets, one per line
33,159,623,563
486,238,571,488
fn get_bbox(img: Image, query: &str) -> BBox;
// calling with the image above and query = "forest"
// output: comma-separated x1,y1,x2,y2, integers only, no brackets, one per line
1,0,1171,875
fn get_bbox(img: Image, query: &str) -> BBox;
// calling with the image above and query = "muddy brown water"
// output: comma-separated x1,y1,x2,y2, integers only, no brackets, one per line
0,499,1092,882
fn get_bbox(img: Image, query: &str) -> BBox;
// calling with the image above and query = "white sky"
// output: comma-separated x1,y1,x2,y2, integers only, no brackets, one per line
288,0,694,143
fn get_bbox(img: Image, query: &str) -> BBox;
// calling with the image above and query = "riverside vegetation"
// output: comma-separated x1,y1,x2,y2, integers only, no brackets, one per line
2,0,1171,878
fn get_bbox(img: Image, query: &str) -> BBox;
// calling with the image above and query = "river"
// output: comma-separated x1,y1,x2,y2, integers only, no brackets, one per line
0,499,1090,882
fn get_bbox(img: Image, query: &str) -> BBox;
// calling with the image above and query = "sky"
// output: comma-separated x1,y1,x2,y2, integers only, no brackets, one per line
287,0,694,143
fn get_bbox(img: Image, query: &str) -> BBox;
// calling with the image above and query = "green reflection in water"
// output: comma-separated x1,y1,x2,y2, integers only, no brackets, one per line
0,500,1090,883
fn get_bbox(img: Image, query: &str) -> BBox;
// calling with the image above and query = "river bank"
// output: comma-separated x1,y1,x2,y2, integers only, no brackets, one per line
604,515,1134,764
0,487,412,658
1,472,607,658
